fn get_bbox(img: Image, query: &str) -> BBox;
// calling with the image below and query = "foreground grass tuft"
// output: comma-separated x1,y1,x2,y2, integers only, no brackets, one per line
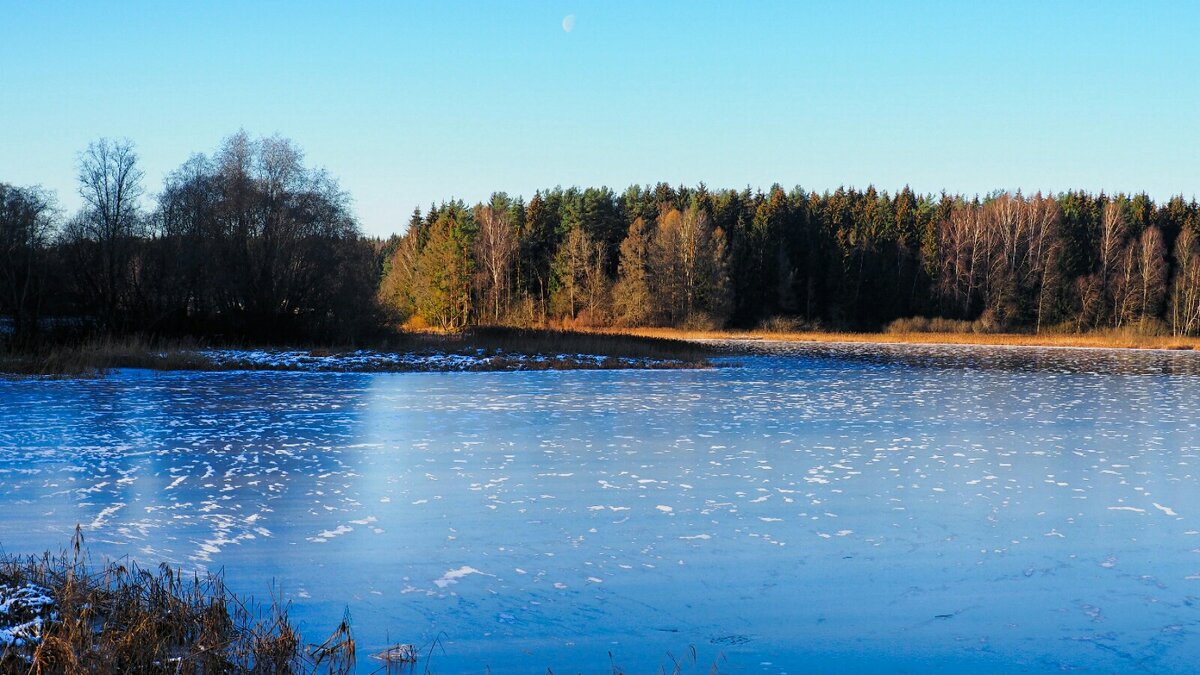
0,528,357,674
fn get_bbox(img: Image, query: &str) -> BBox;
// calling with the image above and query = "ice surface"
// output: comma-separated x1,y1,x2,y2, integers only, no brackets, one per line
2,343,1200,671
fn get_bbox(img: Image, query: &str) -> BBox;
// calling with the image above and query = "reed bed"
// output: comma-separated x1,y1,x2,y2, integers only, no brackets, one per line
0,528,357,674
0,336,217,377
593,326,1200,351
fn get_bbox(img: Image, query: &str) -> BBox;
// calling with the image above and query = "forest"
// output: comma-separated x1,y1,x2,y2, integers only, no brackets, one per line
5,133,1200,344
381,180,1200,337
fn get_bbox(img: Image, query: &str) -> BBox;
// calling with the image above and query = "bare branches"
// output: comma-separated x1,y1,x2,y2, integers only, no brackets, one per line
935,194,1063,328
1171,226,1200,336
0,184,57,338
69,138,145,328
473,204,518,324
77,138,144,240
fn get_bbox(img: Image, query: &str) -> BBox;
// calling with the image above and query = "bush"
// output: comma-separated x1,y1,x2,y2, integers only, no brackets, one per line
682,312,723,332
756,316,823,334
884,316,995,334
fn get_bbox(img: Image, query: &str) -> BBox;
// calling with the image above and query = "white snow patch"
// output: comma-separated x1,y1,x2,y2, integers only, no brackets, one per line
1153,503,1180,517
434,566,492,589
89,503,125,529
0,583,54,648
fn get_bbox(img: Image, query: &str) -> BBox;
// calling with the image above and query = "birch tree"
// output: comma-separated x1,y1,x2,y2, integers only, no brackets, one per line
472,203,518,323
1170,226,1200,335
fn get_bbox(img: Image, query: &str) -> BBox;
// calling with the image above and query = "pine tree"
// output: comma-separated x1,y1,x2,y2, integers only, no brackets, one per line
377,230,420,324
613,217,654,326
413,212,472,330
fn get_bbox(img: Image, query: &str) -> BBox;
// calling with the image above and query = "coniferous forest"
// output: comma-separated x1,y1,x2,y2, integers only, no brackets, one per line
5,133,1200,343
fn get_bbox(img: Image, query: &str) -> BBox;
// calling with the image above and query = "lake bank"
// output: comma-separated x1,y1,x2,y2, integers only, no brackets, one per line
0,328,717,376
10,325,1195,377
587,326,1200,352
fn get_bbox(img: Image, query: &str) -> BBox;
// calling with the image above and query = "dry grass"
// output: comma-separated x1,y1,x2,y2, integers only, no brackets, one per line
587,326,1200,351
0,337,217,377
0,528,359,674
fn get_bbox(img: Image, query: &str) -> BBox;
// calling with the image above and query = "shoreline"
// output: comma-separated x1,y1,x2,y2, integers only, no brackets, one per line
7,326,1199,377
0,329,718,376
585,327,1200,353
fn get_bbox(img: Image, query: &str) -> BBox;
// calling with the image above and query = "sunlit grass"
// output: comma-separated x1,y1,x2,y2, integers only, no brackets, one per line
588,326,1200,351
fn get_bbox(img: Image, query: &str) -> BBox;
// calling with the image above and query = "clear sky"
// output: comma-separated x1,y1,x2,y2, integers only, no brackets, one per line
2,1,1198,237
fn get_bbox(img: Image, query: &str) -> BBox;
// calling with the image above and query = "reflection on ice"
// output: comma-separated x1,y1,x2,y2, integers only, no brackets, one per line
1,343,1200,671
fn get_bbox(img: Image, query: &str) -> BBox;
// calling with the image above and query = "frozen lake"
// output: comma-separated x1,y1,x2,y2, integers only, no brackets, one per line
3,342,1200,672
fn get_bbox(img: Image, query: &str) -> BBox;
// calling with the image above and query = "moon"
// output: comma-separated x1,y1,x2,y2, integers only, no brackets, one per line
562,14,576,32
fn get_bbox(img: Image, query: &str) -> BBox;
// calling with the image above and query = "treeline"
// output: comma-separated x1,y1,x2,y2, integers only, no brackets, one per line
379,185,1200,335
7,137,1200,343
0,132,379,344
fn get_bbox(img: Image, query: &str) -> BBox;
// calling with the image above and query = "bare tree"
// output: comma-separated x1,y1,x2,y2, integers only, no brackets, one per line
72,138,145,327
583,232,609,323
935,194,1062,329
984,193,1062,325
1024,195,1063,332
0,184,57,337
472,204,518,323
1170,227,1200,336
1097,200,1127,289
1035,238,1062,333
1098,199,1129,327
937,201,983,317
1112,242,1139,328
141,132,370,339
1136,226,1167,325
1111,225,1167,330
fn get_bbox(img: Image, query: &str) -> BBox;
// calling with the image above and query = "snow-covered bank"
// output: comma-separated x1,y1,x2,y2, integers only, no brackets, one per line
0,583,53,649
198,348,705,372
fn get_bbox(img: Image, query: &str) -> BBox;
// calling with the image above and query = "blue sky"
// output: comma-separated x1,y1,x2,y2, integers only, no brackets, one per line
1,1,1198,236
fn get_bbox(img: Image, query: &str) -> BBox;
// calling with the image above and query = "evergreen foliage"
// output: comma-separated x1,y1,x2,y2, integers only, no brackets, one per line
381,183,1200,336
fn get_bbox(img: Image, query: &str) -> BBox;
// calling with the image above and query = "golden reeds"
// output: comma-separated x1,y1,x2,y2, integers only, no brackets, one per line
0,528,356,674
587,326,1200,351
